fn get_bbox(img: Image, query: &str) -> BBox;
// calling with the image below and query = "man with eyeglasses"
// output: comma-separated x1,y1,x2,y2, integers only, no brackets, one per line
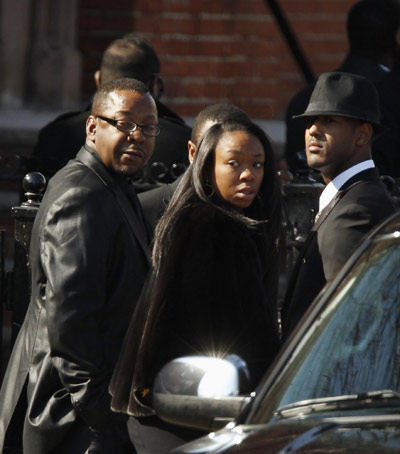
0,78,155,454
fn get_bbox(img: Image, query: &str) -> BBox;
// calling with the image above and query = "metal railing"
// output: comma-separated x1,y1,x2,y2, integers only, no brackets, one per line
2,170,399,377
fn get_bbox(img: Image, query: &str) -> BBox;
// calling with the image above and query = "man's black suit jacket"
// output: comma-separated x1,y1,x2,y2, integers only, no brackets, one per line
138,176,181,234
0,146,151,453
281,168,396,337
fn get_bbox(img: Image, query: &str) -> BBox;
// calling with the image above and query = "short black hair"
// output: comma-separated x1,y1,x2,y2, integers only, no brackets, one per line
92,77,150,114
191,103,250,144
100,34,161,85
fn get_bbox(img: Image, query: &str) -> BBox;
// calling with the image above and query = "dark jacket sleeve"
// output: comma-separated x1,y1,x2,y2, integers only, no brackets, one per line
40,186,118,428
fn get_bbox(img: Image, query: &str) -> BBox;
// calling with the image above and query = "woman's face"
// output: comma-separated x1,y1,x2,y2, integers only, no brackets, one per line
211,130,265,209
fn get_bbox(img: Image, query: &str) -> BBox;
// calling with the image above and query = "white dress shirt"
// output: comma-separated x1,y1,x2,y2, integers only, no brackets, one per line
318,160,375,213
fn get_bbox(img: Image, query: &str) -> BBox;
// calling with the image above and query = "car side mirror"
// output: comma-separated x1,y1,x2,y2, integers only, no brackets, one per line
151,355,253,432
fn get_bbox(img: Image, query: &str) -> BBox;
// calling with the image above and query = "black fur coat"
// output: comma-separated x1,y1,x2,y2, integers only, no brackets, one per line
110,203,280,416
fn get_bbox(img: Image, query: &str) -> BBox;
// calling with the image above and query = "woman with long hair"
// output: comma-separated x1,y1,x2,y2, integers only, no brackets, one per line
110,119,282,452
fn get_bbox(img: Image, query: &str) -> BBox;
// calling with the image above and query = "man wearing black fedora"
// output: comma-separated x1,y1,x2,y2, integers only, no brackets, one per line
284,0,400,175
281,71,396,338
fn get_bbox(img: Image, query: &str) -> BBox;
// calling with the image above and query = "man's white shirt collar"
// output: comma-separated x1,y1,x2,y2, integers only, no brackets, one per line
318,160,375,213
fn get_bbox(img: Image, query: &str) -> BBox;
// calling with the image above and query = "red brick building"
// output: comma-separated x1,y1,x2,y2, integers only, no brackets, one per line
78,0,357,121
0,0,359,213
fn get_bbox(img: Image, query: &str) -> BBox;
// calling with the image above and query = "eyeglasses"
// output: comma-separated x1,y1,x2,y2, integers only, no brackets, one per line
96,115,160,137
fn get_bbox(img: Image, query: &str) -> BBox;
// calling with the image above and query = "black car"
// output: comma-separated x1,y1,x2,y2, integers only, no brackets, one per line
151,210,400,453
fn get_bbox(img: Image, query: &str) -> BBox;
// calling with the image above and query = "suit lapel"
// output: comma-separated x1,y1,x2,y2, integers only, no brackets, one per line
76,146,151,265
291,169,376,278
312,175,368,232
286,179,361,297
312,191,342,231
113,184,151,264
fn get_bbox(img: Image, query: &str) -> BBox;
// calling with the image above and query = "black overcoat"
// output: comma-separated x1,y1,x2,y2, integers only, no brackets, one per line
282,168,396,336
110,203,280,417
0,146,151,453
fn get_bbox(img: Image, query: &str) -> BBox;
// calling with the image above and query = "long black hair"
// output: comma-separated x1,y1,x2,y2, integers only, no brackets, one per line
152,119,281,269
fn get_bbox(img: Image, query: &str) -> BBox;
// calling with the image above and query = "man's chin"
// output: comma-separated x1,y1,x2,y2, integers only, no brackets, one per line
113,166,139,178
306,158,323,171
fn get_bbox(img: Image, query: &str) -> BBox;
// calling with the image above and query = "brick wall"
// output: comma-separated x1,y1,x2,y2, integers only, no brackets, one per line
78,0,357,120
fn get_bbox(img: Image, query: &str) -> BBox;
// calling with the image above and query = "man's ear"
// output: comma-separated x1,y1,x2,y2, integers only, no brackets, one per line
94,70,101,89
356,122,372,145
150,74,164,100
188,140,196,163
86,115,97,142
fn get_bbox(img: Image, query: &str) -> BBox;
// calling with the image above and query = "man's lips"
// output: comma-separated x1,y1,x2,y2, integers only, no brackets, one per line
120,149,145,160
307,141,323,152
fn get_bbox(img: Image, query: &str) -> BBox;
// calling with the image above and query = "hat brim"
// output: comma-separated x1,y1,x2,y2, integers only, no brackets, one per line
292,111,387,133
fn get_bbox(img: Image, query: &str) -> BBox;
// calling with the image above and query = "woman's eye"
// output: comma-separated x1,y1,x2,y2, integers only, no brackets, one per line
254,162,264,168
228,160,239,167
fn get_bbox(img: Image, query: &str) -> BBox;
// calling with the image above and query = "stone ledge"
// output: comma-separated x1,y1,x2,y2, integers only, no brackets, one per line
0,108,69,154
0,108,68,131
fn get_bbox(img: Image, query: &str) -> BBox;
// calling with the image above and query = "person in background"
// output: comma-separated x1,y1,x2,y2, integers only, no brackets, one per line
110,119,282,454
27,34,191,190
281,72,396,338
373,3,400,179
0,78,156,454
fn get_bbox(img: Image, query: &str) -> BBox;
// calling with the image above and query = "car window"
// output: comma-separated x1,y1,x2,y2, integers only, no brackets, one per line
251,224,400,423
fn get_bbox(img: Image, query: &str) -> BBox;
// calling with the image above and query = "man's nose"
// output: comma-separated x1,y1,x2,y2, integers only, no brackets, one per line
128,128,145,142
307,122,321,136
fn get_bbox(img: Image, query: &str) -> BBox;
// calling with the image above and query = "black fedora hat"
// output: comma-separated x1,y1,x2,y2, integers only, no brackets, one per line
293,71,384,131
